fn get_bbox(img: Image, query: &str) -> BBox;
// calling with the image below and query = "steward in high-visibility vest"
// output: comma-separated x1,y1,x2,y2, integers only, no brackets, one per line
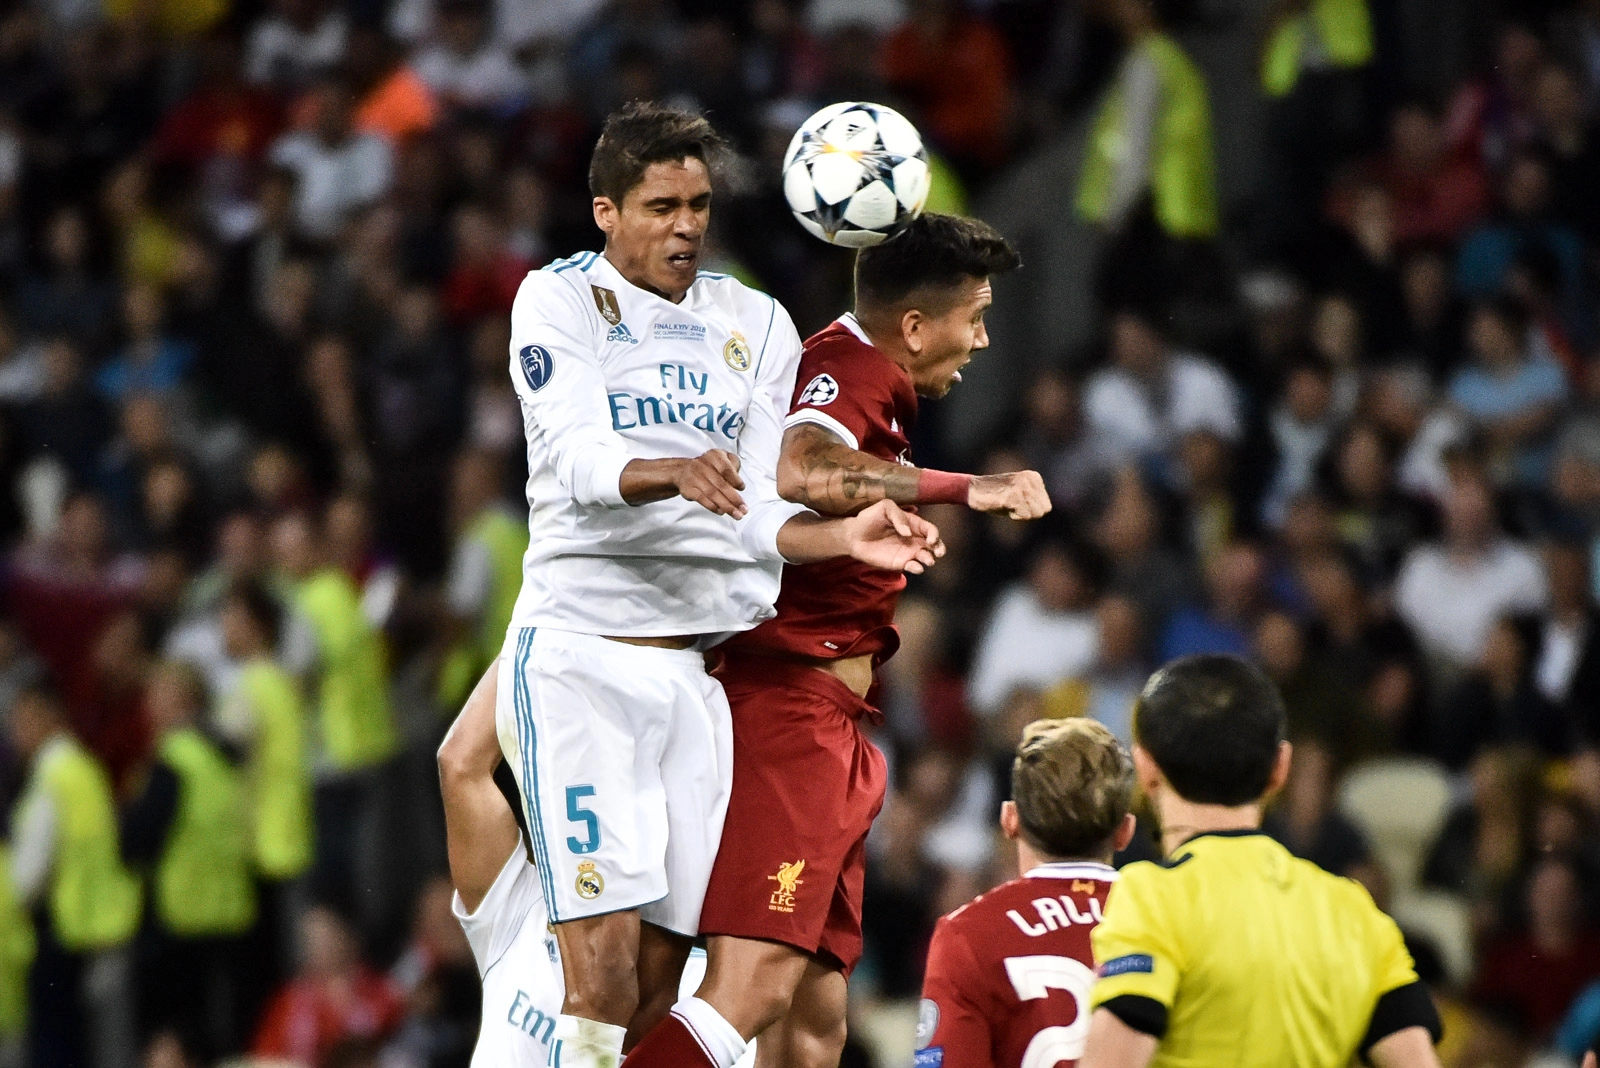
122,662,258,1058
438,451,530,709
1261,0,1374,98
294,565,397,773
1076,30,1220,240
219,580,314,882
238,659,314,878
11,732,141,952
8,684,140,1068
151,726,257,936
0,843,37,1047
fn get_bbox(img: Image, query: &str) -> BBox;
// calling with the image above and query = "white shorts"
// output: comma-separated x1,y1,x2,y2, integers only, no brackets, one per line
495,627,733,935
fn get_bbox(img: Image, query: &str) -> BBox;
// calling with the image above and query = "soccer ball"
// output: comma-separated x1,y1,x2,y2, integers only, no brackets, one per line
781,102,931,248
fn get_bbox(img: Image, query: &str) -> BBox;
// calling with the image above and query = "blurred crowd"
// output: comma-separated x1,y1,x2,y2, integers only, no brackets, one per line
1,0,1600,1065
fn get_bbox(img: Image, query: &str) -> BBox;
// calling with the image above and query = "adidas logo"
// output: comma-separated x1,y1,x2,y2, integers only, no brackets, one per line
607,323,639,344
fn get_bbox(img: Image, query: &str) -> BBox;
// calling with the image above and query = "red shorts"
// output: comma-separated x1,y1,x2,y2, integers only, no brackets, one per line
698,655,888,973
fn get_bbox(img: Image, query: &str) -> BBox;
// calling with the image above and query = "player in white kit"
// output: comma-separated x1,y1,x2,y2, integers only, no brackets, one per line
438,664,756,1068
496,102,943,1068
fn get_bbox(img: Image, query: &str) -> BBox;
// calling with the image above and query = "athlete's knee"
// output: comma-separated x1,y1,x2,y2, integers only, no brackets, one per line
698,937,810,1038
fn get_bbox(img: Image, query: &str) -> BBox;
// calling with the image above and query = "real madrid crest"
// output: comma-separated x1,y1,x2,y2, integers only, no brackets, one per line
575,861,604,900
591,285,622,327
723,332,752,372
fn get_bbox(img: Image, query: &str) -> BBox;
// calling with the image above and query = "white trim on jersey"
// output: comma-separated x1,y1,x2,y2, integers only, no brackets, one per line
783,408,861,450
837,313,872,345
1024,861,1120,882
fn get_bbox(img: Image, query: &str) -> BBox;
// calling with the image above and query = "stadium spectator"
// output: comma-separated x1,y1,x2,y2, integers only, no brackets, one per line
252,907,405,1064
1160,540,1267,662
879,0,1013,172
1471,854,1600,1042
967,536,1101,716
267,78,393,243
245,0,349,90
1083,308,1241,469
1394,476,1547,675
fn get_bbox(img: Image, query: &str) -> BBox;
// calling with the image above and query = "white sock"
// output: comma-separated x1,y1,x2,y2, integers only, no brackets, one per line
549,1014,627,1068
673,996,748,1068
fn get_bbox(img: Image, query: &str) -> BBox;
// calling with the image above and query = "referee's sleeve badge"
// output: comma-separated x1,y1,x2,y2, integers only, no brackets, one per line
1098,954,1155,977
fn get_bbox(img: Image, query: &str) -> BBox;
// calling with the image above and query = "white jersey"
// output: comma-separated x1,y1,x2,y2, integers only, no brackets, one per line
456,849,756,1068
455,849,564,1068
506,251,810,638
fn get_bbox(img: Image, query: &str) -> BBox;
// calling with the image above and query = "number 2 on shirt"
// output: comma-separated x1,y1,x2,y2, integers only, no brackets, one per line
566,785,600,854
1004,955,1097,1067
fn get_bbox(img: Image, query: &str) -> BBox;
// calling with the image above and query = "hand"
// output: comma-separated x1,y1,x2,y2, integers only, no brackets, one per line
967,470,1052,519
841,500,945,574
675,449,746,518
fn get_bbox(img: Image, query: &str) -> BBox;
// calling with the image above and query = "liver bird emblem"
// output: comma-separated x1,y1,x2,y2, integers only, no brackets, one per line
773,859,805,894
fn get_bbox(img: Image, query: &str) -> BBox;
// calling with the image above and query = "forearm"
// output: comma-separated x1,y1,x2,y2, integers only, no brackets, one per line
619,458,690,505
778,427,970,515
778,435,920,513
1079,1008,1160,1068
773,512,854,564
1367,1027,1442,1068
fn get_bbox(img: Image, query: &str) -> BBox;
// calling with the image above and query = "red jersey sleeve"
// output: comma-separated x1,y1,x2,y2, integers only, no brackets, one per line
918,912,996,1068
783,321,910,457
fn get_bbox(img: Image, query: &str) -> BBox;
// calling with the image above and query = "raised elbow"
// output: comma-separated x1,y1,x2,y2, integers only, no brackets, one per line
776,456,808,505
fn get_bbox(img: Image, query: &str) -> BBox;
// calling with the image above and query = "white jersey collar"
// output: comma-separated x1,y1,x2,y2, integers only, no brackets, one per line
837,312,872,345
589,250,708,311
1023,861,1119,883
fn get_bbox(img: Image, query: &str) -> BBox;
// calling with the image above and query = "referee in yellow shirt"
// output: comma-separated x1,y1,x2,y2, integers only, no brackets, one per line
1080,654,1443,1068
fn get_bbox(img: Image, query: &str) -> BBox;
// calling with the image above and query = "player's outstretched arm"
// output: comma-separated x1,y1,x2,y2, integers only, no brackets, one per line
777,423,1051,520
775,499,945,573
1367,1027,1443,1068
1078,1008,1160,1068
437,660,520,914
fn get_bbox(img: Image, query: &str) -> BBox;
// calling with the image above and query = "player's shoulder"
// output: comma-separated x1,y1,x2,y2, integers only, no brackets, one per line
515,253,596,307
694,270,785,323
798,317,898,385
940,873,1057,930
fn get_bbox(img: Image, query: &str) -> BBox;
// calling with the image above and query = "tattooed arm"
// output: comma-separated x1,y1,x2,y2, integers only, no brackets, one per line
776,422,1052,519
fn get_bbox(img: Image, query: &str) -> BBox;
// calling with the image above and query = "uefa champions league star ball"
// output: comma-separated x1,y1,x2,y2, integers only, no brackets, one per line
781,102,931,248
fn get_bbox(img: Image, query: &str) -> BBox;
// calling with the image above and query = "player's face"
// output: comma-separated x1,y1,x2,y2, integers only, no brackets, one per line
594,158,712,304
908,276,993,398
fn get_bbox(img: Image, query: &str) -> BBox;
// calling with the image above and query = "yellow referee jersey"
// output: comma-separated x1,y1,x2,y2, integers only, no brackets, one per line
1089,830,1438,1066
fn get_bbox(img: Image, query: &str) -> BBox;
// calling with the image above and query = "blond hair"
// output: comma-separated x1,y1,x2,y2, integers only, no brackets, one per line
1012,718,1135,860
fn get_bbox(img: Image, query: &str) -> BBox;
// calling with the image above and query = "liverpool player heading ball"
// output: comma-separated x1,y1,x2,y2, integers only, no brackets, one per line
624,214,1049,1068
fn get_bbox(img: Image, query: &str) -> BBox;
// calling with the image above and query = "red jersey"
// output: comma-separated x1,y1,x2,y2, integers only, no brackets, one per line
724,314,919,664
917,862,1116,1068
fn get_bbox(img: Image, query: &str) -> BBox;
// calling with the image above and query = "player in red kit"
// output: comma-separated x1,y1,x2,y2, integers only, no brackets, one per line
918,718,1137,1068
622,215,1049,1068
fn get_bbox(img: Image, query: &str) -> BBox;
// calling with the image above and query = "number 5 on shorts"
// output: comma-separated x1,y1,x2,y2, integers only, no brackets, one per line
566,785,600,854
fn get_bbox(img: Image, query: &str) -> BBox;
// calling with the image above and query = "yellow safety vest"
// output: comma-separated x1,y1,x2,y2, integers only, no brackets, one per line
102,0,227,38
1076,32,1220,240
239,659,314,880
925,151,969,216
438,508,529,709
0,844,34,1039
1262,0,1374,97
15,738,141,952
154,728,257,937
296,569,398,772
